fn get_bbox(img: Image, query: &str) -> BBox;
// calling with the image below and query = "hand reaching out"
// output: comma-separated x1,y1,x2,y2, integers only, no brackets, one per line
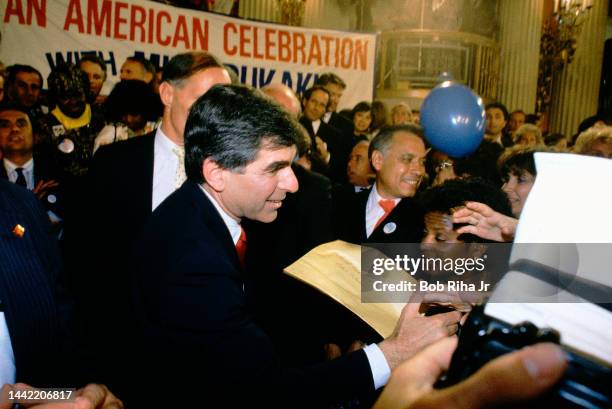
32,180,60,200
452,202,518,242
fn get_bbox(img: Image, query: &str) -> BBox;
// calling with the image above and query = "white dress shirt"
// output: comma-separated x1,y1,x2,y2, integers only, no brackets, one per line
198,185,391,389
3,158,34,190
365,183,400,238
322,112,332,124
311,119,321,135
152,127,182,211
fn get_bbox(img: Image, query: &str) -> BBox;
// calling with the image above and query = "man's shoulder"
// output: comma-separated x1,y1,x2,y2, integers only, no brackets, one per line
94,132,155,162
320,119,341,135
0,179,47,228
330,112,353,127
294,165,331,190
0,179,37,208
146,182,211,234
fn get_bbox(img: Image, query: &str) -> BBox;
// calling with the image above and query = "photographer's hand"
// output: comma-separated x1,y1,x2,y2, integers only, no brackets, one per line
374,338,567,409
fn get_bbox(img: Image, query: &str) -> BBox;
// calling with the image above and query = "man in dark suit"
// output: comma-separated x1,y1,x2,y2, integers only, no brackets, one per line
131,85,461,408
65,51,231,397
0,103,67,229
300,86,352,183
0,179,123,408
0,178,67,387
335,124,427,245
315,72,354,138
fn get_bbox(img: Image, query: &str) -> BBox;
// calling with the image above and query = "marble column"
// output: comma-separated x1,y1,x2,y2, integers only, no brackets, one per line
497,0,544,112
549,0,609,138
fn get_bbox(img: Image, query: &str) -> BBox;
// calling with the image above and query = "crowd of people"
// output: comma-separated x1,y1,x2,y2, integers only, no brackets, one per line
0,48,610,409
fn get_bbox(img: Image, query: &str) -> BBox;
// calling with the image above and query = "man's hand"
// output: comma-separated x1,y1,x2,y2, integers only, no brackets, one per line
452,201,518,242
374,338,567,409
1,383,123,409
32,179,60,200
315,136,331,164
378,303,462,370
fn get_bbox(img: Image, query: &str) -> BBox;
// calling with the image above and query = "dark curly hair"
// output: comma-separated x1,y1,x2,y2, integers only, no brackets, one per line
47,63,88,105
419,177,513,243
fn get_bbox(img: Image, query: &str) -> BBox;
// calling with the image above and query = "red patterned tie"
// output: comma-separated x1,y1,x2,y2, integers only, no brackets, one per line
235,227,247,270
374,199,397,230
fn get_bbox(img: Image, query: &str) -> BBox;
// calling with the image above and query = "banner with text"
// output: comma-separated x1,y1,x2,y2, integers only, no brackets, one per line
0,0,376,108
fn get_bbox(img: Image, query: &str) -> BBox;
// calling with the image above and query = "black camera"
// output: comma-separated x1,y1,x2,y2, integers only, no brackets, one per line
436,304,612,408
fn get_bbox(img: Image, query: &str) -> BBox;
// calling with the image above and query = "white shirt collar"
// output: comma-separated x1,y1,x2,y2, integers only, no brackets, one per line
154,126,181,154
365,183,401,237
199,185,242,245
3,157,33,174
312,119,321,135
3,158,34,189
152,125,183,211
323,112,332,123
367,183,401,209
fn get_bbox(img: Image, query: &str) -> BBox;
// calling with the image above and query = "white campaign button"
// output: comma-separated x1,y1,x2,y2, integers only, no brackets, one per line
47,194,57,204
383,222,397,234
58,138,74,154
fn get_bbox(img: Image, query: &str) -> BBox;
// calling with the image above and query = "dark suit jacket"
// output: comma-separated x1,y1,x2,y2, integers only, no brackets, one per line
300,117,353,184
244,164,335,365
327,111,354,139
62,132,155,396
0,179,72,386
334,187,424,245
131,181,374,408
0,152,68,220
245,164,333,272
67,131,155,291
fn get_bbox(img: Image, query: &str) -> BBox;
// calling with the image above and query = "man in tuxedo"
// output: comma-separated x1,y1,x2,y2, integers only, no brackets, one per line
315,72,354,138
0,103,66,229
131,84,461,408
65,51,231,398
334,124,426,244
300,86,351,183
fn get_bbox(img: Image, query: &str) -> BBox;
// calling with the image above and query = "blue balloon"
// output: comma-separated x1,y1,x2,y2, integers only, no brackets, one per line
420,82,485,158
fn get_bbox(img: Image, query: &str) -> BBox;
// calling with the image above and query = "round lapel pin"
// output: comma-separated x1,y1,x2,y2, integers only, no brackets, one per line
47,194,57,204
58,138,75,154
383,222,397,234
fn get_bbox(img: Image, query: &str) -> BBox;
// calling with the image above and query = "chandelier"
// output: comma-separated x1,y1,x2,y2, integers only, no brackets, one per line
536,0,592,114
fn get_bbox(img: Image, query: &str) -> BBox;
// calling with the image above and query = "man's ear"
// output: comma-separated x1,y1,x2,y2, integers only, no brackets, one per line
202,157,225,191
371,150,384,172
158,82,174,109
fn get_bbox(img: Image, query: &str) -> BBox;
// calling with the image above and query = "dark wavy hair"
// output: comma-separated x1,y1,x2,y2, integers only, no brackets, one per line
184,84,301,184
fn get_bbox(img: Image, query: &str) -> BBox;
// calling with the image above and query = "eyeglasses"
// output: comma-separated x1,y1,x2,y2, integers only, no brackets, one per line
435,160,453,173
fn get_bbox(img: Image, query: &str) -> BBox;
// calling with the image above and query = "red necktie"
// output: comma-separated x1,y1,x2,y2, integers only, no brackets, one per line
374,199,396,230
235,227,247,270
